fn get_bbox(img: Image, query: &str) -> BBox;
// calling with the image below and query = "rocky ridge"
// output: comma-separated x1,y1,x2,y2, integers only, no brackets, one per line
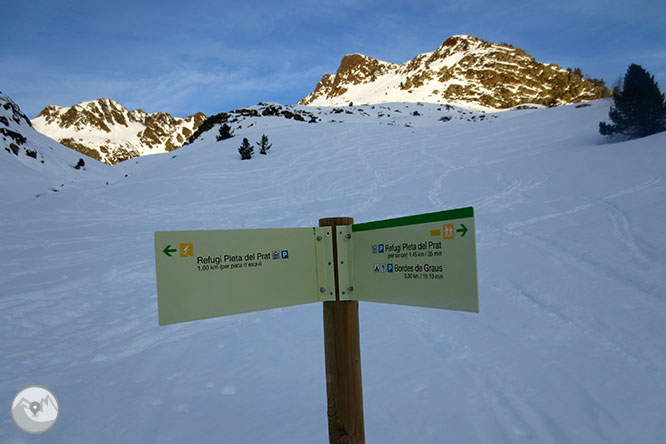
33,98,207,164
185,102,320,145
185,100,591,147
1,92,113,203
1,92,35,158
299,35,610,109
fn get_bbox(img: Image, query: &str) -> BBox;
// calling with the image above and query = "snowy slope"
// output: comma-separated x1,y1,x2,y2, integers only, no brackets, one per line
1,99,666,443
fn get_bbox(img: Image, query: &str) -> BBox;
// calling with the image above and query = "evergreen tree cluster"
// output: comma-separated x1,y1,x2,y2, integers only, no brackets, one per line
600,64,666,139
238,134,272,160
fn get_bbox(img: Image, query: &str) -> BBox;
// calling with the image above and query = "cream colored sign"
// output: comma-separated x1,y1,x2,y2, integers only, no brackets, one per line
349,207,478,312
155,227,335,325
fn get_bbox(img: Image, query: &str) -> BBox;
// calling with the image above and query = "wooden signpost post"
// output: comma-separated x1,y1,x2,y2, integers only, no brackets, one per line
155,207,478,444
320,217,364,444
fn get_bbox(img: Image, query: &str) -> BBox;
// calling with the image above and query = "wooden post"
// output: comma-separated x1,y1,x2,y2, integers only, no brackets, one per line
319,217,365,444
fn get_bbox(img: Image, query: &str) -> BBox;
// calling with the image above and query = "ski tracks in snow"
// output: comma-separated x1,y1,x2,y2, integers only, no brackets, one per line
472,173,549,213
597,199,654,265
404,308,631,443
604,176,663,199
505,220,666,308
347,129,386,216
503,176,666,273
418,139,463,209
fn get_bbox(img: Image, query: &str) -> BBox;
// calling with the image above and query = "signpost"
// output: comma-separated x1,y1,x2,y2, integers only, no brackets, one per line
320,217,365,444
154,207,478,444
351,206,478,312
154,227,336,325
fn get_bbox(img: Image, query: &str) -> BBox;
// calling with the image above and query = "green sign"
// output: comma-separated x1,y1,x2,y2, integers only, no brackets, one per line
154,227,335,325
348,207,478,312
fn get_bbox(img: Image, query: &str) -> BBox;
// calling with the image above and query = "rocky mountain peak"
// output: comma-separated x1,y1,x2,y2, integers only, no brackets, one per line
186,112,207,124
335,53,395,80
33,98,207,164
38,98,133,132
299,35,610,109
440,34,483,50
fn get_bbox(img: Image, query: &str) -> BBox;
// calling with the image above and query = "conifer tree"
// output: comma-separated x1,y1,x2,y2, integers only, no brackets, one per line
216,123,234,141
599,64,666,139
238,137,254,160
257,134,272,155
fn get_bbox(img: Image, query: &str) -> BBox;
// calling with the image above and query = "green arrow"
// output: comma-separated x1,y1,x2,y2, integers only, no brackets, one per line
163,245,177,257
457,224,468,237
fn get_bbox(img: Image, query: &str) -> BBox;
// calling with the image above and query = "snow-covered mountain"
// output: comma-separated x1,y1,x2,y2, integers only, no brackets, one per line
27,35,611,167
1,92,111,205
300,35,610,109
32,98,207,164
2,93,666,443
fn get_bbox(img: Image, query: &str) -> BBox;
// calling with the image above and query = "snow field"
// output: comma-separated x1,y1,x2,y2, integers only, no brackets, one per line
1,100,666,443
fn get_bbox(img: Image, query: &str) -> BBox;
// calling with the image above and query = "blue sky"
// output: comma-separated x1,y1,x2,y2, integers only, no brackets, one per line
2,0,665,117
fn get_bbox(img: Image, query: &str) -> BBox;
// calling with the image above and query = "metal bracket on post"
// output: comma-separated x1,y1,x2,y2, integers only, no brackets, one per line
314,227,336,302
336,225,355,301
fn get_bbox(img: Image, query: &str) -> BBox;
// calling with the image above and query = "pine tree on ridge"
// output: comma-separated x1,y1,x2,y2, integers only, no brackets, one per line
216,123,234,141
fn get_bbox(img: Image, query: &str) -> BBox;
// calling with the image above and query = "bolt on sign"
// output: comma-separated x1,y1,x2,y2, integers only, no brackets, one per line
154,207,478,325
